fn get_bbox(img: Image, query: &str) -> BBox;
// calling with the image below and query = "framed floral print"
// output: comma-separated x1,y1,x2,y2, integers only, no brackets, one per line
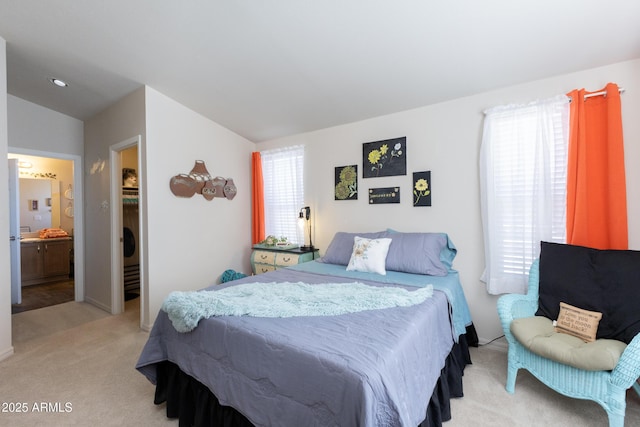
413,171,431,206
363,137,406,178
335,165,358,200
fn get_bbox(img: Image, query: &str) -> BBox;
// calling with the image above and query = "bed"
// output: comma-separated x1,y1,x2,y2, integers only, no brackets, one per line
136,231,477,426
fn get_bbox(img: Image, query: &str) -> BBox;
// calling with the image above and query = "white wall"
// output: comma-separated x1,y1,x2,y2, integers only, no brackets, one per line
6,96,86,307
84,88,146,313
2,50,637,346
6,98,84,235
6,97,83,236
259,58,640,343
144,87,254,329
81,85,255,329
0,37,13,360
7,95,84,155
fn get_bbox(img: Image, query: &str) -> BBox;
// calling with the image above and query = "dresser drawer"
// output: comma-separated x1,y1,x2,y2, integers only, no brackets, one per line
275,253,300,267
251,247,320,275
254,263,276,274
252,250,276,264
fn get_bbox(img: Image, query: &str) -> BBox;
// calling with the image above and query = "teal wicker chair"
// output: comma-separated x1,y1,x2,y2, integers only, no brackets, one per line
497,259,640,427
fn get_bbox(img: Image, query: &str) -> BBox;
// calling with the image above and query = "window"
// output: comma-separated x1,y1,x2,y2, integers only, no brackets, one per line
261,145,305,244
480,95,569,294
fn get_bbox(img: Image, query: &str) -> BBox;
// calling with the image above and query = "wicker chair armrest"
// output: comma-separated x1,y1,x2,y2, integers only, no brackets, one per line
497,294,538,333
611,332,640,389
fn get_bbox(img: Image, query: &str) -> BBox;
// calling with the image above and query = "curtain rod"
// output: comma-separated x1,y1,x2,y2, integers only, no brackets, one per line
583,87,625,100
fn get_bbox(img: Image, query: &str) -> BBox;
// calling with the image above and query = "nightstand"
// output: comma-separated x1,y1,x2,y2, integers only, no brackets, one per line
251,246,320,275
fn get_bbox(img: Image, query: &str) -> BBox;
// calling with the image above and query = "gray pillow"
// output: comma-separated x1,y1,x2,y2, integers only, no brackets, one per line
385,232,450,276
321,230,457,276
319,231,389,265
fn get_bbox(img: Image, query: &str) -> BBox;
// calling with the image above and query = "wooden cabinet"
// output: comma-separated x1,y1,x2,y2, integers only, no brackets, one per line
251,247,319,275
43,240,72,277
20,242,44,282
21,238,72,286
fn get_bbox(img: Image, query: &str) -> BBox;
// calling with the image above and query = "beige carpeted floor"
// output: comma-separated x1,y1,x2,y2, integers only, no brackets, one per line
2,301,639,426
3,300,176,427
449,341,640,426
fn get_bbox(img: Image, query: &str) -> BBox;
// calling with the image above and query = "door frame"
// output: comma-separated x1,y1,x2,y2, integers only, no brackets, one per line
8,158,21,304
7,147,84,302
109,136,143,316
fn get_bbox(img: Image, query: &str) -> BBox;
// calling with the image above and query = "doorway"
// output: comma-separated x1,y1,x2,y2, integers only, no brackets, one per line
7,150,84,313
121,146,140,303
109,136,143,317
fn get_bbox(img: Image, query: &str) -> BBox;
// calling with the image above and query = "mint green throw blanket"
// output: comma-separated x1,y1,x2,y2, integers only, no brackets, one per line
162,282,434,333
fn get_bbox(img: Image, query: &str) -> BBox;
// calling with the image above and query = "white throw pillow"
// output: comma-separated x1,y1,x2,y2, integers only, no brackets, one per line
346,236,392,275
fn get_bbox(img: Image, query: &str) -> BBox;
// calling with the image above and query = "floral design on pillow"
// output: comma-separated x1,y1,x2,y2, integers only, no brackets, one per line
346,236,393,275
353,239,371,259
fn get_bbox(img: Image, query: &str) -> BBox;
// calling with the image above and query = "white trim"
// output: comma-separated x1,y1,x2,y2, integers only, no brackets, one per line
109,136,142,316
480,337,509,352
0,346,15,362
83,295,111,313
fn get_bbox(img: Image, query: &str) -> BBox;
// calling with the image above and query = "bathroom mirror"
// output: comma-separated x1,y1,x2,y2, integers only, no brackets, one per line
19,178,53,232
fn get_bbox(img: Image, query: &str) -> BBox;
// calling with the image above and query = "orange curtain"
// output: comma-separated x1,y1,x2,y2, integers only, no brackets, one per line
566,83,627,249
251,152,266,244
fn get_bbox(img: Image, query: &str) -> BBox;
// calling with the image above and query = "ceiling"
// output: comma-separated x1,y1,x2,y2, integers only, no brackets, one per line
1,1,639,143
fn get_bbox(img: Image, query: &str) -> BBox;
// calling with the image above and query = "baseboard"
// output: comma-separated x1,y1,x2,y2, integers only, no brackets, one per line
0,346,15,362
84,296,111,313
478,336,509,351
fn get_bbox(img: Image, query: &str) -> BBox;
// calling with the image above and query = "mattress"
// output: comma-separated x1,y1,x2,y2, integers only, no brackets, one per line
136,261,473,426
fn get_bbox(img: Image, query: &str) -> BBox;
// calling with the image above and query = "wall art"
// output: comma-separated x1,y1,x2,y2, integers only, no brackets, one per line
413,171,431,207
363,137,406,178
369,187,400,204
334,165,358,200
169,160,236,201
20,171,57,179
122,168,138,187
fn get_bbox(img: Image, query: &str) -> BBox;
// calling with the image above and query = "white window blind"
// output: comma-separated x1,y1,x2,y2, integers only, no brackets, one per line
480,95,569,294
261,145,305,244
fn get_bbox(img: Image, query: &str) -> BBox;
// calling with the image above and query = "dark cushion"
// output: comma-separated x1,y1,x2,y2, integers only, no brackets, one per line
536,241,640,344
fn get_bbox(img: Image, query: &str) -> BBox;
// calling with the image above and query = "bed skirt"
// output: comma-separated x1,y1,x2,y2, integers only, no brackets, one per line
153,325,477,427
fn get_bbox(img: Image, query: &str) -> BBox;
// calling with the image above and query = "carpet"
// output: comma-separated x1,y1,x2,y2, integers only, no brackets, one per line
447,340,640,426
3,303,639,426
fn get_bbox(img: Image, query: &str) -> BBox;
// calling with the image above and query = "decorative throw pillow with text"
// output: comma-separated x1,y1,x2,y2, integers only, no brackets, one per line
554,302,602,342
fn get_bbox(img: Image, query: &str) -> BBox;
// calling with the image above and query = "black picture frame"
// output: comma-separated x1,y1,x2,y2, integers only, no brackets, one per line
362,136,407,178
334,165,358,200
369,187,400,204
362,137,406,178
413,171,432,207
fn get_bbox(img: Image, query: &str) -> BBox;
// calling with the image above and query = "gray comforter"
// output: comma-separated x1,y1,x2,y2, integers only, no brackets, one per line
136,266,456,426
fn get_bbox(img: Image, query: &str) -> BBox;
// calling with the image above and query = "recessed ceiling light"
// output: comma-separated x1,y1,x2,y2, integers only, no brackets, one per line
49,77,68,88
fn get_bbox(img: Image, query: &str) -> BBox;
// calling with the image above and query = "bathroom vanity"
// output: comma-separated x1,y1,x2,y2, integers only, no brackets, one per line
20,237,73,286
